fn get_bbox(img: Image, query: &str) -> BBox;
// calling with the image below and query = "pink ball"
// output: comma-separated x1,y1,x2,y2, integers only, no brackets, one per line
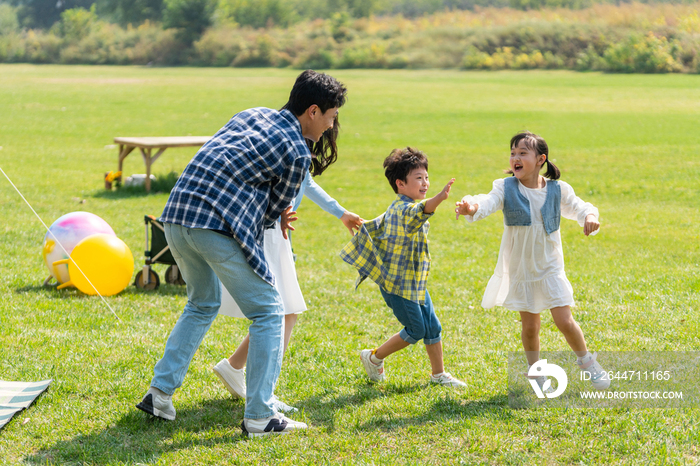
42,212,116,284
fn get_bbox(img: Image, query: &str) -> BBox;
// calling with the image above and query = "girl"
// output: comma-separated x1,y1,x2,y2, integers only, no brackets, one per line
214,118,364,412
455,131,609,390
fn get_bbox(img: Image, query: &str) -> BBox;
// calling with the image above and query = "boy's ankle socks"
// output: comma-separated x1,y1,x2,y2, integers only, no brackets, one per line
370,353,383,365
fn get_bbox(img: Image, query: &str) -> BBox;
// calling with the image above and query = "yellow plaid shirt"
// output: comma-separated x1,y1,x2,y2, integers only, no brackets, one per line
340,194,434,304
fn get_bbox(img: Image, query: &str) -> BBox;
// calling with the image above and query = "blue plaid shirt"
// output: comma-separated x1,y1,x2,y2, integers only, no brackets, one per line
160,108,311,286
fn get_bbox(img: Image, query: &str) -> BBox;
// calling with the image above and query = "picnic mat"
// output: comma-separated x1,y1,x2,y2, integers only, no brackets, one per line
0,379,52,430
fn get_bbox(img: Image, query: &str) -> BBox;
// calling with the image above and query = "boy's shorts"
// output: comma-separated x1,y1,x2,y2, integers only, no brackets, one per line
380,288,442,345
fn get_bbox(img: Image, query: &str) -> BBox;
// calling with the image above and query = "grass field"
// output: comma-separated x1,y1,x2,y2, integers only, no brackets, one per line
0,64,699,465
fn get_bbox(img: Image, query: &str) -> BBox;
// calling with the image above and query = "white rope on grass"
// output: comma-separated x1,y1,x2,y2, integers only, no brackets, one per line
0,166,122,323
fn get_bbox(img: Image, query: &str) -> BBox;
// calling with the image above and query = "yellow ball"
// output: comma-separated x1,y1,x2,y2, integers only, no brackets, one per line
65,234,134,296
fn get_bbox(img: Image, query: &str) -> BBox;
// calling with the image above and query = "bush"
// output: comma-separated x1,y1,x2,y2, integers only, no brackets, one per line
294,48,335,69
215,0,297,28
2,2,700,73
338,43,388,68
55,6,99,42
163,0,215,44
194,28,245,66
603,32,683,73
0,3,19,35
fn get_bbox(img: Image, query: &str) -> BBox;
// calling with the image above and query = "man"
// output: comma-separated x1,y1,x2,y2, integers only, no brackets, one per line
136,70,347,437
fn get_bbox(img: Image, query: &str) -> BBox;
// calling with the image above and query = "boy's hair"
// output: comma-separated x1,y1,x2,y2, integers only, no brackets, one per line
383,147,429,194
282,70,347,177
282,70,347,117
508,131,561,180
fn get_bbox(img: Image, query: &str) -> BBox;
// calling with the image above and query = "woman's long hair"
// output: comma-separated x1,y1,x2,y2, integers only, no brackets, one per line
307,115,340,177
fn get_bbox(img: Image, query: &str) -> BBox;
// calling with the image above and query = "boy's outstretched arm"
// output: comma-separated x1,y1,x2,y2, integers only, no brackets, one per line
455,199,479,219
424,178,455,214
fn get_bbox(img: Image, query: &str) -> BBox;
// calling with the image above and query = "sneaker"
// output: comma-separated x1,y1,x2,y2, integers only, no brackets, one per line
360,349,385,382
241,412,308,438
430,372,467,387
577,352,611,390
526,372,550,393
271,395,298,414
136,387,176,421
213,358,246,399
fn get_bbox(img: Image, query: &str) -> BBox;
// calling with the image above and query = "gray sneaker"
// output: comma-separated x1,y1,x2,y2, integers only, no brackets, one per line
213,358,246,399
241,412,308,438
360,349,385,382
136,387,176,421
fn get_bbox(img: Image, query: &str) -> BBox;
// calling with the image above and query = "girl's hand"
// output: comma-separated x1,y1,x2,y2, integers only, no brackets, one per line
280,206,298,240
340,211,364,236
583,213,600,236
455,200,478,219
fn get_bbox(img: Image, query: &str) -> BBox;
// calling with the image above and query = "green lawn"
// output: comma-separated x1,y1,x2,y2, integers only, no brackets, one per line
1,64,699,465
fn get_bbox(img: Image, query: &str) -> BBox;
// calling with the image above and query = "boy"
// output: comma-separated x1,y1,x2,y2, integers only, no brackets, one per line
340,147,465,387
137,70,347,438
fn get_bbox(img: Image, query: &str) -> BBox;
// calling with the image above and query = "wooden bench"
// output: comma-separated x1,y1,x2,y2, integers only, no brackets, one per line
114,136,210,192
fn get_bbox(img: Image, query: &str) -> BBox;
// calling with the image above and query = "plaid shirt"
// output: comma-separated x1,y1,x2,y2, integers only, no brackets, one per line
340,194,434,303
160,108,311,286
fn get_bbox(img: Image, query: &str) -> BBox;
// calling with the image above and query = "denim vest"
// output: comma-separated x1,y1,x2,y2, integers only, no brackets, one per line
503,177,560,235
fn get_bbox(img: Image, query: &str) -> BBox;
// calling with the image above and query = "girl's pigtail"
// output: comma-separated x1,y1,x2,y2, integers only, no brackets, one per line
544,158,560,180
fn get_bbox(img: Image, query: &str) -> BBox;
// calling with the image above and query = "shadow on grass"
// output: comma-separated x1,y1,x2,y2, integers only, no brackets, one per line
25,398,246,465
91,187,168,199
357,394,513,432
14,283,187,298
297,381,512,432
91,172,179,199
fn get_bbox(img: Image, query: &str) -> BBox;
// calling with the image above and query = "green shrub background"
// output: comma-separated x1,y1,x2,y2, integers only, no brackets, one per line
1,2,699,72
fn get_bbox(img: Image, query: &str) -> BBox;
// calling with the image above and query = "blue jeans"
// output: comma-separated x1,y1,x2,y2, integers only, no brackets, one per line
380,288,442,345
151,224,284,420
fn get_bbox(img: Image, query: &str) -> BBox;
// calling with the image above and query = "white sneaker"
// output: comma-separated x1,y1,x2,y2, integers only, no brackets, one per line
241,412,308,438
213,358,246,399
577,352,611,390
360,349,385,382
136,387,176,421
271,395,298,414
430,372,467,387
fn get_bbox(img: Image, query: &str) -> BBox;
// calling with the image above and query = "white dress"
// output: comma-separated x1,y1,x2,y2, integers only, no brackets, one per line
464,178,598,313
218,225,307,318
217,174,345,318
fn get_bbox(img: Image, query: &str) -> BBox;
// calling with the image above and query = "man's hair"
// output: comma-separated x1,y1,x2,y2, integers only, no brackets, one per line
383,147,429,194
282,70,347,117
281,70,346,177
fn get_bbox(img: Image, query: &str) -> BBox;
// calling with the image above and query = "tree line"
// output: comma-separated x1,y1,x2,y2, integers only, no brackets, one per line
0,1,698,72
4,0,696,32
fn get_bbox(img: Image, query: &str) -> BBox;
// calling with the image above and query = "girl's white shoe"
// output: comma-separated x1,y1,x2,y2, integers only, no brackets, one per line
577,352,611,390
430,372,467,387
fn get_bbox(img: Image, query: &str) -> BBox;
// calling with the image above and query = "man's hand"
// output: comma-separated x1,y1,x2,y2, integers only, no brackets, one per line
340,211,364,236
280,206,298,240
